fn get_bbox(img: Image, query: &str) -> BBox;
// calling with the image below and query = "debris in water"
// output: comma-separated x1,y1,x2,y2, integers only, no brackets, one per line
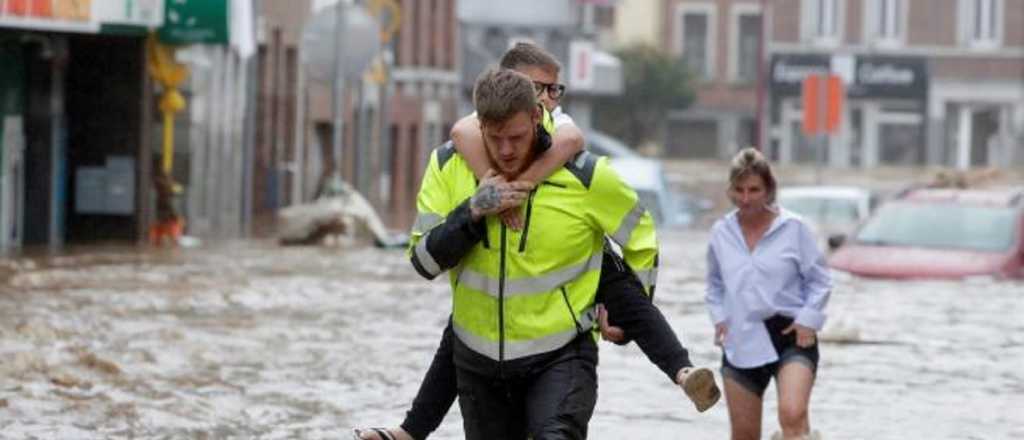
79,353,122,375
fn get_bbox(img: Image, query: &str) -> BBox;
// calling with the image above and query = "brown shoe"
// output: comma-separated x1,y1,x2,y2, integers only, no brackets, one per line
678,367,721,412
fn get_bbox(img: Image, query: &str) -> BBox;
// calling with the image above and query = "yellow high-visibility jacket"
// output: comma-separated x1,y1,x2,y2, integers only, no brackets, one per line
409,136,658,365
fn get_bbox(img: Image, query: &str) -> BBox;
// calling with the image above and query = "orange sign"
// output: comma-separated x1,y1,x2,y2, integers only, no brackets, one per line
55,0,92,21
801,74,844,136
1,0,53,17
2,0,94,21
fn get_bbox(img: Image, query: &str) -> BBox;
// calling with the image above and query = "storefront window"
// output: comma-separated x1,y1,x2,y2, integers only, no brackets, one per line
878,123,922,165
790,121,824,164
848,107,863,167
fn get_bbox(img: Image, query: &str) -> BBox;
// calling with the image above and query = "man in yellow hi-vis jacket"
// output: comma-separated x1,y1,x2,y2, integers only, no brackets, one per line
408,67,664,439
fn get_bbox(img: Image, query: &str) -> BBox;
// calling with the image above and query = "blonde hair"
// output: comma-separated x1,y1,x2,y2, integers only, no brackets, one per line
728,148,777,205
473,67,538,128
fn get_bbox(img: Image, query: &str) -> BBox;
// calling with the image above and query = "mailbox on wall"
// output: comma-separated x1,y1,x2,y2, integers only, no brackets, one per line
74,156,135,215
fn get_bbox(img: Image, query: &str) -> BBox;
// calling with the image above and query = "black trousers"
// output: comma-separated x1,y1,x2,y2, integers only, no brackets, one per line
400,248,692,440
457,335,598,440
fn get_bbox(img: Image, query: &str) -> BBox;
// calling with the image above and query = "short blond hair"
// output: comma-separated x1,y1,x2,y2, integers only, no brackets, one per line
473,67,538,128
729,148,777,204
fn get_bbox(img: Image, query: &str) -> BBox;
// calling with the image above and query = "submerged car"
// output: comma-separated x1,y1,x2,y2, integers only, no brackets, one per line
607,156,704,228
779,186,877,239
827,187,1024,279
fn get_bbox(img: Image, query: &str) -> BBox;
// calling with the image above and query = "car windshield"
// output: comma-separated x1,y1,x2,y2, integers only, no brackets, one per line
780,196,861,228
855,202,1017,252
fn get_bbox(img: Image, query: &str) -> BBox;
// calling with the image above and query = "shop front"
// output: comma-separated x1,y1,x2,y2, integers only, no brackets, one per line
0,1,162,250
769,53,929,169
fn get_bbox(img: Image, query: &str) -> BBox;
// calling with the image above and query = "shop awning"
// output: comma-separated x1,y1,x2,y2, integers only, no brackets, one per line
0,1,252,55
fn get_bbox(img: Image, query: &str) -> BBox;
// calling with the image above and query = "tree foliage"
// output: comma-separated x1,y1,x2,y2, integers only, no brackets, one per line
593,44,695,149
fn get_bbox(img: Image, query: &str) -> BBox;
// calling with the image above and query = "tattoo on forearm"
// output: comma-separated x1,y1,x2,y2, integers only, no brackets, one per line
472,185,501,212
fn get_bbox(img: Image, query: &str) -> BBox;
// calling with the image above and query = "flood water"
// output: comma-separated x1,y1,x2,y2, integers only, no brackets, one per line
1,230,1022,439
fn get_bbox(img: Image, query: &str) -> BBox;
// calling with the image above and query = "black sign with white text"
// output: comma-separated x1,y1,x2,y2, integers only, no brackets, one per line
770,54,928,98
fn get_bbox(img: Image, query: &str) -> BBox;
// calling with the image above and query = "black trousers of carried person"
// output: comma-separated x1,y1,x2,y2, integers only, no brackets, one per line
399,246,691,440
456,333,598,440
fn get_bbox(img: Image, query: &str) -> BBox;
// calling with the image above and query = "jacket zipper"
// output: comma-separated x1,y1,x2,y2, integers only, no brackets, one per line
498,224,507,378
481,218,490,249
517,180,562,252
518,188,537,253
561,287,582,333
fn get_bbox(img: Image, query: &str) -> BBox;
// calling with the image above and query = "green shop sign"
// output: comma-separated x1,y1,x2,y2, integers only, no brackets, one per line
159,0,229,44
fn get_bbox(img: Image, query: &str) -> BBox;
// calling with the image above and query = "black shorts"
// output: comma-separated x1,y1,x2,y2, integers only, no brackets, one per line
720,315,819,398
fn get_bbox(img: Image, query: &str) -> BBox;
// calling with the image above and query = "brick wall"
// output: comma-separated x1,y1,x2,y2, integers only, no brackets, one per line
907,0,959,46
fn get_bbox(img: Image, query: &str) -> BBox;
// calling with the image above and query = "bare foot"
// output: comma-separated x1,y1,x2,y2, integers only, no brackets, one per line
675,367,721,412
352,427,414,440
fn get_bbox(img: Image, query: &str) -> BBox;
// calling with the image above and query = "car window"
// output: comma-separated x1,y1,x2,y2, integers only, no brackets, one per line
635,190,664,226
780,197,825,221
823,200,860,225
855,202,1017,252
781,196,860,226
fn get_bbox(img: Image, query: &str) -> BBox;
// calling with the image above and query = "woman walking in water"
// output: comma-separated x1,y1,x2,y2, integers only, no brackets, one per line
705,148,832,440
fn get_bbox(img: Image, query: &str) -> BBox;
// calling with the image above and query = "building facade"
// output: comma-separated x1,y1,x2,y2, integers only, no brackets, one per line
659,0,764,159
384,0,460,230
0,1,257,252
457,0,624,140
768,0,1024,169
253,0,458,234
0,3,163,251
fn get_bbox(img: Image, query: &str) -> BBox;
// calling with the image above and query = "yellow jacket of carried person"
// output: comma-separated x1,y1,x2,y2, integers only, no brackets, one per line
408,132,658,369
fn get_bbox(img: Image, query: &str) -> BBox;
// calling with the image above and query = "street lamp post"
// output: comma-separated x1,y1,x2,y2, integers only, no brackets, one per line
332,0,349,180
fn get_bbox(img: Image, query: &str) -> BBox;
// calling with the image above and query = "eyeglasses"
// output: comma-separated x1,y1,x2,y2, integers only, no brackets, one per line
533,81,566,100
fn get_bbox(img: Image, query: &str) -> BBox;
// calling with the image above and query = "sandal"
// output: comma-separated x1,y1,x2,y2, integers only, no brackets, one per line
679,367,721,412
351,428,398,440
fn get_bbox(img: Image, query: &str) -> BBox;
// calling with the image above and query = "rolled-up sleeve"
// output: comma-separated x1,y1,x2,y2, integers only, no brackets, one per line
795,222,832,330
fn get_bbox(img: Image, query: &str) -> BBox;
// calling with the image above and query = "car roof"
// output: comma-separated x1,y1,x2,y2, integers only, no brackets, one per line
586,130,641,158
779,186,872,200
607,157,662,190
899,187,1024,208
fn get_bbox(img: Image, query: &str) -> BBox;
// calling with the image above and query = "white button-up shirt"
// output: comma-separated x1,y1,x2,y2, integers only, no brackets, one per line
705,209,832,368
551,106,574,129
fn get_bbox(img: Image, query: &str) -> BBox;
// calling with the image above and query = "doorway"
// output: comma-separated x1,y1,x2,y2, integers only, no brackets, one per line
62,34,145,243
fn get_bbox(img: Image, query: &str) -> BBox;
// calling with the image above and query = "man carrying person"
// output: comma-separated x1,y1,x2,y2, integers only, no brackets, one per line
354,43,719,440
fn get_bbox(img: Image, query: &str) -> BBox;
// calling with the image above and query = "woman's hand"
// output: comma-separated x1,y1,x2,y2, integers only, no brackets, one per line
597,304,625,343
782,322,817,348
498,208,524,230
714,323,727,347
